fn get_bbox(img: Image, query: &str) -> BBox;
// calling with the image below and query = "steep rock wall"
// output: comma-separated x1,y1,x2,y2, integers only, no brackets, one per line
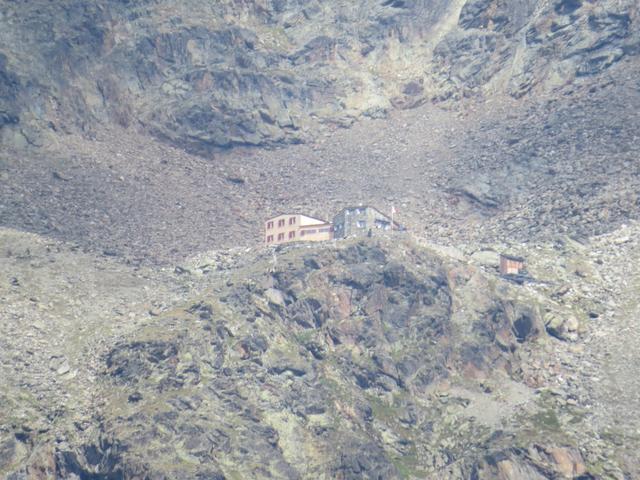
0,0,637,153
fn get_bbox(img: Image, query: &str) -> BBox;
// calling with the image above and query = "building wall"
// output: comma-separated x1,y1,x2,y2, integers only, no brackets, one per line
265,214,299,244
500,257,524,275
298,225,333,243
333,207,393,239
332,213,347,239
265,214,332,245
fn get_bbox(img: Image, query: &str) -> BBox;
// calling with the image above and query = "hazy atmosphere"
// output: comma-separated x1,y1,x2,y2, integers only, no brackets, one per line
1,0,639,478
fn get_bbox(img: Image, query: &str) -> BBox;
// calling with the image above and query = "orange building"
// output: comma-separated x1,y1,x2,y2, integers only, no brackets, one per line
264,214,333,245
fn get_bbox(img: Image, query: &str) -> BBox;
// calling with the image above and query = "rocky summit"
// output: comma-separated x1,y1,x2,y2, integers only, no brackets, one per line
1,0,640,479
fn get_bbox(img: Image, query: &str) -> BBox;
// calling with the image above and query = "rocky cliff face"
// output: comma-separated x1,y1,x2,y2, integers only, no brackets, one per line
434,0,640,98
0,0,638,153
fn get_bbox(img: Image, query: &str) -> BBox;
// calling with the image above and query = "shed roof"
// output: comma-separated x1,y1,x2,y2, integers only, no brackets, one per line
500,253,525,262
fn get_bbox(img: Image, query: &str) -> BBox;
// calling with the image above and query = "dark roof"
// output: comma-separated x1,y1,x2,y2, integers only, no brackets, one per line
500,253,525,262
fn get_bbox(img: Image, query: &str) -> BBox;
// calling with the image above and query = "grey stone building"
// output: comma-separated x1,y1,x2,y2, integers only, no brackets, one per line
332,206,401,239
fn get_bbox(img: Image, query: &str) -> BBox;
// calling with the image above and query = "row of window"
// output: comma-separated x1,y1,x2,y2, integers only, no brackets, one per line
266,226,336,243
300,227,332,236
266,231,297,243
266,217,296,229
355,220,390,229
345,208,365,215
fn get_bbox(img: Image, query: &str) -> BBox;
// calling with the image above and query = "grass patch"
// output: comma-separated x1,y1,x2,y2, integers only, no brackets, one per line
531,408,561,431
391,450,427,479
293,329,317,344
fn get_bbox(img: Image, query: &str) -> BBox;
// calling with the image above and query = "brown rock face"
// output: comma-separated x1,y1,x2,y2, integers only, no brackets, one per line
476,445,588,480
548,446,587,477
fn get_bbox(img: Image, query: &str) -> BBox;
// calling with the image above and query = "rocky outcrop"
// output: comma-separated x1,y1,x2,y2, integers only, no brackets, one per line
1,238,604,478
434,0,640,99
472,445,589,479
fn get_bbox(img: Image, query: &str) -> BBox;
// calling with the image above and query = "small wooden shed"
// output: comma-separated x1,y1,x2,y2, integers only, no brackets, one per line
499,254,525,275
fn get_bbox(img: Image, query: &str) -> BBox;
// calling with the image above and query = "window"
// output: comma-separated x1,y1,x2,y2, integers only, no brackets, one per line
357,220,366,228
267,221,274,229
277,233,285,241
289,231,295,239
266,235,274,243
278,219,285,227
289,217,296,225
300,230,305,237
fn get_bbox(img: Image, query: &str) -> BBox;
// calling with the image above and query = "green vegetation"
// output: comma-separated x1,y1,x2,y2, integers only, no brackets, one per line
531,407,561,432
